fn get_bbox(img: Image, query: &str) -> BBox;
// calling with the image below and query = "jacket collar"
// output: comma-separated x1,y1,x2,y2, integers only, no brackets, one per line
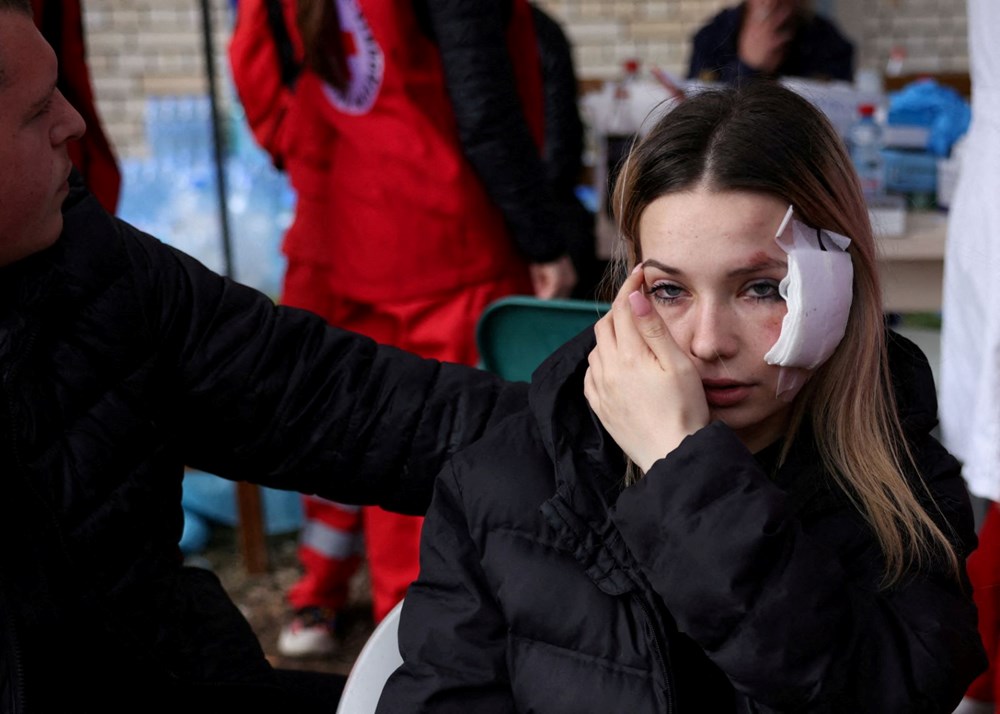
529,327,624,507
0,174,126,359
529,329,642,596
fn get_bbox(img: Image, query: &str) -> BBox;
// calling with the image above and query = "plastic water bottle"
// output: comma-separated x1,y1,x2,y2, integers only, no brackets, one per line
849,104,885,202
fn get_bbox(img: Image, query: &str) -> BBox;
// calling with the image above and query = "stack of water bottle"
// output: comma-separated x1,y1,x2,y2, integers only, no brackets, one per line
116,93,294,299
845,79,971,234
847,103,907,236
117,93,303,555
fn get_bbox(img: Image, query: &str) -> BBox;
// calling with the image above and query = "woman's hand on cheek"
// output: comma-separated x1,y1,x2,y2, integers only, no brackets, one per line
585,267,710,473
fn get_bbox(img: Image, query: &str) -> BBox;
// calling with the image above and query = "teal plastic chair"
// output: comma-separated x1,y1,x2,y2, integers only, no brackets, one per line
476,296,611,382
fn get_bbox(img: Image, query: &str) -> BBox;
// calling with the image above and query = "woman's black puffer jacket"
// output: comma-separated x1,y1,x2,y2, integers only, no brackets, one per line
379,329,986,713
0,180,521,713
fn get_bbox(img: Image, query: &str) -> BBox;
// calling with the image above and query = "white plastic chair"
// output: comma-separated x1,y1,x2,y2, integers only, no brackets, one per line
953,699,995,714
335,600,404,714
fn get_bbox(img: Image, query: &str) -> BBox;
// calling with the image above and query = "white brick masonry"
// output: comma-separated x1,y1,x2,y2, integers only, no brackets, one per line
80,0,969,159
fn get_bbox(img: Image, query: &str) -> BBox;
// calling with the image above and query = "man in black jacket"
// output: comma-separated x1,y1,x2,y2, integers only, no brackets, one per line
0,2,526,710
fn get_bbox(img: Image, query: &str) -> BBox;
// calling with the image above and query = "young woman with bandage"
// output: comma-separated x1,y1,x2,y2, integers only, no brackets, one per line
376,82,985,713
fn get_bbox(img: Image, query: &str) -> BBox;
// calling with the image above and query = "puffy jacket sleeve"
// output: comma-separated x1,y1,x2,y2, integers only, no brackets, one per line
612,422,985,712
420,0,567,263
120,222,523,515
377,461,516,713
531,5,584,195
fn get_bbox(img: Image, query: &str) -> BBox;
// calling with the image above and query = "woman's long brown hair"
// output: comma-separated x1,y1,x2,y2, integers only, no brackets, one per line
296,0,349,91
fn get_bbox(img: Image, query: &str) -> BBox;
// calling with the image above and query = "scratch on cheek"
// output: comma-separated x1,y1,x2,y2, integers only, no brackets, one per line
766,311,785,343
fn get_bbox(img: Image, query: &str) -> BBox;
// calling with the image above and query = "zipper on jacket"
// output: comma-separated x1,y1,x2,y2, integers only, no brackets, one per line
1,396,27,714
634,594,676,714
0,586,26,714
2,325,43,714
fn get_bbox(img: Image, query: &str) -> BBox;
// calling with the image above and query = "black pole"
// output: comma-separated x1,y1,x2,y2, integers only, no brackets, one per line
196,0,268,573
198,0,235,278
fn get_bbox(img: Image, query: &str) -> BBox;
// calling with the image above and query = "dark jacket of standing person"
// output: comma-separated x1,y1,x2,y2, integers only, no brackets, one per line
688,3,854,84
531,3,600,299
377,330,984,713
0,177,522,713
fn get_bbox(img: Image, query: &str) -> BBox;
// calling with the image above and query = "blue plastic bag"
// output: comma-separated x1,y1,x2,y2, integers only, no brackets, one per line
179,470,304,554
887,79,971,157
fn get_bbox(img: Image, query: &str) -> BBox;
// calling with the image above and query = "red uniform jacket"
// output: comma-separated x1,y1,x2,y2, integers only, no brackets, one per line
230,0,546,302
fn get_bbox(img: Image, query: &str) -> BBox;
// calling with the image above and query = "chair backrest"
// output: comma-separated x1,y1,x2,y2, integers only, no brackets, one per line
335,601,404,714
476,296,611,382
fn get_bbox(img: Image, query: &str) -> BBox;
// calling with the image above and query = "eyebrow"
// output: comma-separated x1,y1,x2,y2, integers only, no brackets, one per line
642,256,787,278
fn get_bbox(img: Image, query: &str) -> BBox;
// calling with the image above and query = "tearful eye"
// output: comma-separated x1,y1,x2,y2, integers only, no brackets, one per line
647,282,684,303
746,281,781,301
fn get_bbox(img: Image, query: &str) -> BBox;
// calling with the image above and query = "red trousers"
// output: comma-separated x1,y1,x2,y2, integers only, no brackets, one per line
967,503,1000,702
282,261,529,622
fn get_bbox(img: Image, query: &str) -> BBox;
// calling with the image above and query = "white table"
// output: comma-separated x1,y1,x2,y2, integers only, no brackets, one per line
877,210,948,313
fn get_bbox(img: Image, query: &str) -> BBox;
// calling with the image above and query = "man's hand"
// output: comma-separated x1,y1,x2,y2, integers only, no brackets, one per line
738,0,796,75
584,266,709,473
530,256,577,300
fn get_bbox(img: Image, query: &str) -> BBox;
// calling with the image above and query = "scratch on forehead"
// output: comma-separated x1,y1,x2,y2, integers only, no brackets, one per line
733,251,787,276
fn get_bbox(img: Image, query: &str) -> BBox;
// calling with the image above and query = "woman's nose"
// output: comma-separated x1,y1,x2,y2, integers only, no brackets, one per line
687,302,739,363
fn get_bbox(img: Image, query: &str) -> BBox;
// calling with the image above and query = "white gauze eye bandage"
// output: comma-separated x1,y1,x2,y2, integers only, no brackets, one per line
763,205,854,398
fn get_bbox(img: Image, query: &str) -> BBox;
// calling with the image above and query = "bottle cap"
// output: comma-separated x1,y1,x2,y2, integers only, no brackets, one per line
857,104,876,117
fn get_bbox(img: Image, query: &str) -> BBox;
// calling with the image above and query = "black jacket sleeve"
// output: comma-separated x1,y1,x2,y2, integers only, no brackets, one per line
531,4,584,195
687,8,751,82
612,422,985,712
418,0,567,263
118,219,523,515
802,15,854,83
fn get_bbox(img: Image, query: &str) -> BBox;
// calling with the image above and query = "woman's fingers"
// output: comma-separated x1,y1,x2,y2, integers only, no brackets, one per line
609,265,651,356
625,288,686,371
610,264,687,373
586,263,710,471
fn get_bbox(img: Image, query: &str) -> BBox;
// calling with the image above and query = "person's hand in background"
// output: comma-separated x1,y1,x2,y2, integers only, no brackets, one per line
530,255,577,299
738,0,797,74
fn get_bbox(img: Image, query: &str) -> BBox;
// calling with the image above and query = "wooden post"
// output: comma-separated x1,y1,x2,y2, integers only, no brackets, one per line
236,482,269,574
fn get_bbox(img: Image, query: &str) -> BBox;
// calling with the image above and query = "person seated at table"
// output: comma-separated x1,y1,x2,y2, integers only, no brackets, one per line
376,81,985,713
688,0,854,84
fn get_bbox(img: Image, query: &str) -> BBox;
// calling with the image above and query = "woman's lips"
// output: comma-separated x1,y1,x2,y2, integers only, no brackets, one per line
702,379,752,408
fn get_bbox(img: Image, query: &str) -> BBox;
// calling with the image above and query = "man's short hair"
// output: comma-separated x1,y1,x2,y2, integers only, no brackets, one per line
0,0,31,14
0,0,32,89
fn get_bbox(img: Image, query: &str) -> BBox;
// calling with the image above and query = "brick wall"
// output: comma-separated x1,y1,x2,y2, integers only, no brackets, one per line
81,0,969,159
83,0,233,158
851,0,969,74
